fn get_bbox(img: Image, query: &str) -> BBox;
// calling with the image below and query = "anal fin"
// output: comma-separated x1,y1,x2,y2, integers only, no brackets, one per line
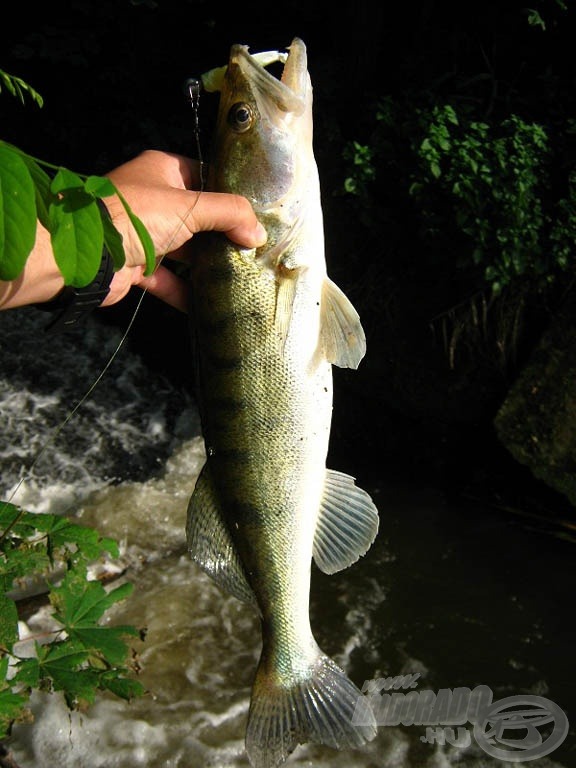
186,462,258,607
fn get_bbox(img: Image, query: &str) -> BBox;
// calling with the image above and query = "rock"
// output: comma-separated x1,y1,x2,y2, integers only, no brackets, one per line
494,296,576,508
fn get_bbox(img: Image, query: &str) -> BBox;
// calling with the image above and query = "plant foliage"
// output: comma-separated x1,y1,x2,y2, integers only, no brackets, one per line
340,99,575,294
0,501,145,739
410,105,565,291
0,70,43,109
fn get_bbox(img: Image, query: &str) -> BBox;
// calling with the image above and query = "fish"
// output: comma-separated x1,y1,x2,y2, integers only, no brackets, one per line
186,37,379,768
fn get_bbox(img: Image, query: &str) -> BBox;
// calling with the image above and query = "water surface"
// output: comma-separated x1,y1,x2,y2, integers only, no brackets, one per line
1,307,573,768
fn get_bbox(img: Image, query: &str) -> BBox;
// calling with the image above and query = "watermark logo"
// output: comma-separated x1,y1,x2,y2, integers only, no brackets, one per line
352,675,569,762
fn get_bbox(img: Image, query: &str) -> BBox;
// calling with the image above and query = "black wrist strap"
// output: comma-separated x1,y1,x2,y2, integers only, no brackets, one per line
37,202,115,333
39,250,115,333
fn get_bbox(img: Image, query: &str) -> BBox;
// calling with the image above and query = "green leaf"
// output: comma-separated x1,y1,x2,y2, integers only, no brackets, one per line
20,155,54,228
31,515,119,560
51,568,133,629
86,176,133,271
49,168,104,287
114,188,156,275
526,8,546,30
0,656,31,738
0,688,28,740
37,638,90,669
37,639,96,706
0,501,26,537
0,143,55,228
100,672,145,701
35,637,143,709
344,178,358,194
13,657,40,689
0,592,19,648
71,625,140,666
101,211,126,271
0,655,9,685
0,543,51,586
84,175,116,198
0,143,37,279
0,70,44,108
0,504,118,561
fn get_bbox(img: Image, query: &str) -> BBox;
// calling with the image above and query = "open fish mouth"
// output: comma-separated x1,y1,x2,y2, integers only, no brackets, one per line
201,38,308,116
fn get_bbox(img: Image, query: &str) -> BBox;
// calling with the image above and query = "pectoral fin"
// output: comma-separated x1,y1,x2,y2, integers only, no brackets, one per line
313,470,379,575
320,278,366,369
186,462,258,607
274,267,299,352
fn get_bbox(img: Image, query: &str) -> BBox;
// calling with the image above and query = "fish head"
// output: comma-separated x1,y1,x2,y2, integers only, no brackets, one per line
204,38,313,210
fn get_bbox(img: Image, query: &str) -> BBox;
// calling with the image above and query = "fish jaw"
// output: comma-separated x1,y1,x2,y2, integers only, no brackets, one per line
231,38,308,117
208,38,314,212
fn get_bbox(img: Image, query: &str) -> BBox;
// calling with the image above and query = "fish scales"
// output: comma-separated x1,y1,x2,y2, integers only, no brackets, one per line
187,37,379,768
193,240,327,617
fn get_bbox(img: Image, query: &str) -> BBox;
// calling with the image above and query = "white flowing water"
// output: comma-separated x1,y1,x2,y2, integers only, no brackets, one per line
0,307,573,768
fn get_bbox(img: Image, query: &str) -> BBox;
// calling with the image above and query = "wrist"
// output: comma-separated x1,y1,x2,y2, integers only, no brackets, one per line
36,248,115,332
35,200,116,331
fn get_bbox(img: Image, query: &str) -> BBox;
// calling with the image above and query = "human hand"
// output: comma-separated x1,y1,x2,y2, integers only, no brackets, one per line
103,149,267,311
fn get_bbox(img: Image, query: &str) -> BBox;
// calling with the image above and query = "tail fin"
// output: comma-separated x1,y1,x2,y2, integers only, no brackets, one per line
245,653,377,768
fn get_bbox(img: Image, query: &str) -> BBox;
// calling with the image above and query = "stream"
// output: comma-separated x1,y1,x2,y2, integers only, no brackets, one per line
0,305,573,768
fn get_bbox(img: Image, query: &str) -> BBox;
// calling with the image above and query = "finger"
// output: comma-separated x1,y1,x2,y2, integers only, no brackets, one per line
136,264,190,313
184,192,268,248
161,152,202,190
110,150,202,191
161,241,193,263
143,152,204,193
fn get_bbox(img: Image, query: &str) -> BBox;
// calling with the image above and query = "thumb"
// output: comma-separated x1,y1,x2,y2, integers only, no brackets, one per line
183,191,268,248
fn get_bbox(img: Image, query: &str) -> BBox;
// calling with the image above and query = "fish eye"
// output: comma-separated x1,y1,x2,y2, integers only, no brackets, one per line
228,102,254,133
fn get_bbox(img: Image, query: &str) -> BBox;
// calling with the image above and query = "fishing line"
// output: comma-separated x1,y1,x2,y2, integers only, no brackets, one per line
185,78,206,191
1,79,207,529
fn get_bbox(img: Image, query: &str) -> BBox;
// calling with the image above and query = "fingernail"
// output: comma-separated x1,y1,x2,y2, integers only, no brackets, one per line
254,221,268,246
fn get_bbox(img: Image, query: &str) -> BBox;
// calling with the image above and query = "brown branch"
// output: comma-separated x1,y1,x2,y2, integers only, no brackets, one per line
0,743,23,768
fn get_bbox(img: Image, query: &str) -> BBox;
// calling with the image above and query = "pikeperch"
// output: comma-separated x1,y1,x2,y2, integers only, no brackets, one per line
186,37,378,767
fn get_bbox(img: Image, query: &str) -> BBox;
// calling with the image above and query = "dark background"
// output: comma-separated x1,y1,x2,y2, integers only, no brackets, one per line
2,0,576,528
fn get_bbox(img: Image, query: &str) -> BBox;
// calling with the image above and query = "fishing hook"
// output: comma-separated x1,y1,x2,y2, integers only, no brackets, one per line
184,77,206,192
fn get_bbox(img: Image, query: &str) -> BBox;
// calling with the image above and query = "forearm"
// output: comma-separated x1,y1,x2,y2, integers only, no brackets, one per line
0,222,65,310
